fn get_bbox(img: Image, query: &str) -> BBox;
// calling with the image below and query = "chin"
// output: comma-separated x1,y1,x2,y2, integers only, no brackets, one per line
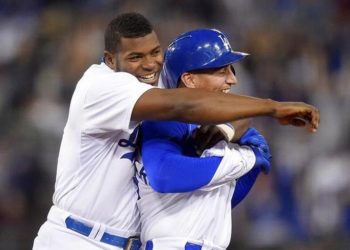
138,78,159,86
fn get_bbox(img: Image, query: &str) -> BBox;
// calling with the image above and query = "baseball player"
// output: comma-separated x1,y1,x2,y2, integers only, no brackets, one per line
136,29,272,250
32,12,319,250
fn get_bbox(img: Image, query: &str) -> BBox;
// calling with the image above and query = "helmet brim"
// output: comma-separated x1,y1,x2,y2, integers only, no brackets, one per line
199,51,249,70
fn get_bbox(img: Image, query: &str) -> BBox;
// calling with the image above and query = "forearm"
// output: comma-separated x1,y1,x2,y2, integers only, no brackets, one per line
199,143,256,191
143,142,222,193
132,88,276,123
230,118,252,142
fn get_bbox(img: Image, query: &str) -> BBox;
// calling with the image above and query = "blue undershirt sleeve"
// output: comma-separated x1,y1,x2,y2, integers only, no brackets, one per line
141,121,223,193
231,167,261,208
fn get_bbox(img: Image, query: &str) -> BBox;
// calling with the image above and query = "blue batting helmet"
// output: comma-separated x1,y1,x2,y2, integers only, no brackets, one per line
161,28,248,89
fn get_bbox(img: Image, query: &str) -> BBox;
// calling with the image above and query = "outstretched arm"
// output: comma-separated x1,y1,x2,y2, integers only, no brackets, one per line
132,88,319,132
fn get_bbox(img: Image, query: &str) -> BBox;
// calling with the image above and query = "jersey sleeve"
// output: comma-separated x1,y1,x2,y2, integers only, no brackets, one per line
231,167,261,208
141,121,222,193
83,72,153,134
198,142,256,191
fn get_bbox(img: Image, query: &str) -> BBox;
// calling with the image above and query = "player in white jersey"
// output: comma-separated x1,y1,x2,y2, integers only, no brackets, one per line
32,13,320,250
136,29,274,250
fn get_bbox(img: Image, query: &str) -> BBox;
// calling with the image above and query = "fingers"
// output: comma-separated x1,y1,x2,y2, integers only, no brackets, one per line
290,117,307,127
277,104,320,132
310,107,320,132
299,106,320,132
275,102,320,132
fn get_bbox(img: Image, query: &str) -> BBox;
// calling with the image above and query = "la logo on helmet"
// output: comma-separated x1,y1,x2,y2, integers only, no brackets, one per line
218,34,231,51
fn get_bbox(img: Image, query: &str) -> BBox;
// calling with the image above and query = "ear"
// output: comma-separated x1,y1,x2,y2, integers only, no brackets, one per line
104,51,117,71
180,72,196,88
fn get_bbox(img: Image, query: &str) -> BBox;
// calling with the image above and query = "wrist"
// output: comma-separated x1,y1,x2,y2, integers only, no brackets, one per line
266,98,278,117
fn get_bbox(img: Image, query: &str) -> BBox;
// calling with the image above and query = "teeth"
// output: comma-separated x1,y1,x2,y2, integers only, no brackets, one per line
139,73,155,80
222,89,230,93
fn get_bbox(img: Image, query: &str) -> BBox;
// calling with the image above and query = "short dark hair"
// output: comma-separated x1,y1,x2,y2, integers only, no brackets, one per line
104,12,153,53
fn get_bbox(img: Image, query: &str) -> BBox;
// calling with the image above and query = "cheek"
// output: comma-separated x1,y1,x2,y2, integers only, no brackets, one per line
195,76,220,91
209,80,226,91
118,61,140,74
156,55,164,65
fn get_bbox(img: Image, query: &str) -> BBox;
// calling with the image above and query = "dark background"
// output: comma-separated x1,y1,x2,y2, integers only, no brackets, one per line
0,0,349,249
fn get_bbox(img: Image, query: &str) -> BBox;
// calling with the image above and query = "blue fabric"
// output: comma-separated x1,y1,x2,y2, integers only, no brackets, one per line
239,128,272,174
231,167,261,208
229,127,271,208
141,121,222,193
185,242,202,250
145,241,153,250
141,120,265,211
251,146,271,174
65,216,91,237
65,217,141,249
145,241,202,250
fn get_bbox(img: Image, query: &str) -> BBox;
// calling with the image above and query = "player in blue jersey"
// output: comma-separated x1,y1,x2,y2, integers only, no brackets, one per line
136,29,272,250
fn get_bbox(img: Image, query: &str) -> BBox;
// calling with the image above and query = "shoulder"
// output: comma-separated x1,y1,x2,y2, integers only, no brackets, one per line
83,64,153,98
85,63,140,86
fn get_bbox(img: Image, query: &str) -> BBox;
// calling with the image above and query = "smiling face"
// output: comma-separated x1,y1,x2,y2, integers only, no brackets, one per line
104,31,163,86
179,65,237,93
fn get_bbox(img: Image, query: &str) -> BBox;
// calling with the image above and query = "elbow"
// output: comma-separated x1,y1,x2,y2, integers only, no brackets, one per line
147,169,181,193
148,177,173,193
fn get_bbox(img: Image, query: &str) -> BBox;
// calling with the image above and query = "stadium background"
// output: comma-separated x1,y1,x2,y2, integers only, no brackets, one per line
0,0,349,249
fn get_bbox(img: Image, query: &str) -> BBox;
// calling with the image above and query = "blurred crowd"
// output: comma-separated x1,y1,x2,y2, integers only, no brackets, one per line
0,0,349,249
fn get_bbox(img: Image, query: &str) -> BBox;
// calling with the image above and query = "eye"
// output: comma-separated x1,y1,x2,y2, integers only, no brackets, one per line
151,48,161,56
128,54,143,62
216,68,226,75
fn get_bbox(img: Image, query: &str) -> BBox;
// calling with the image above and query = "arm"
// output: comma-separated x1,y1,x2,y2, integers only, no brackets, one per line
141,121,255,193
132,88,320,132
142,138,222,193
231,167,261,208
230,128,272,207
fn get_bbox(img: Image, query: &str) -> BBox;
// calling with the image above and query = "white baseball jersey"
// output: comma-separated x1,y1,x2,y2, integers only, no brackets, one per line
47,63,153,234
136,137,256,249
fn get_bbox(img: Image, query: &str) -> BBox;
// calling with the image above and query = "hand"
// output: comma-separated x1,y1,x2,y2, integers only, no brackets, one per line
239,128,272,174
251,146,271,174
192,125,228,155
273,101,320,133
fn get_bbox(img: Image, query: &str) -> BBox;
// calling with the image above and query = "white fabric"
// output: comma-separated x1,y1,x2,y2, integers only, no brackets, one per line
200,141,256,191
146,237,225,250
33,206,123,250
34,63,153,249
216,124,235,142
136,141,256,249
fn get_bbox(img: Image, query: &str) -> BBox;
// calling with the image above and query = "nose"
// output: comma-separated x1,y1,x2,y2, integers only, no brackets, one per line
142,56,158,71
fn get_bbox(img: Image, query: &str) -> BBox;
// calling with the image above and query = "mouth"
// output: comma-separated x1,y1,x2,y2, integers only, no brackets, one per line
137,72,158,85
222,89,230,94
